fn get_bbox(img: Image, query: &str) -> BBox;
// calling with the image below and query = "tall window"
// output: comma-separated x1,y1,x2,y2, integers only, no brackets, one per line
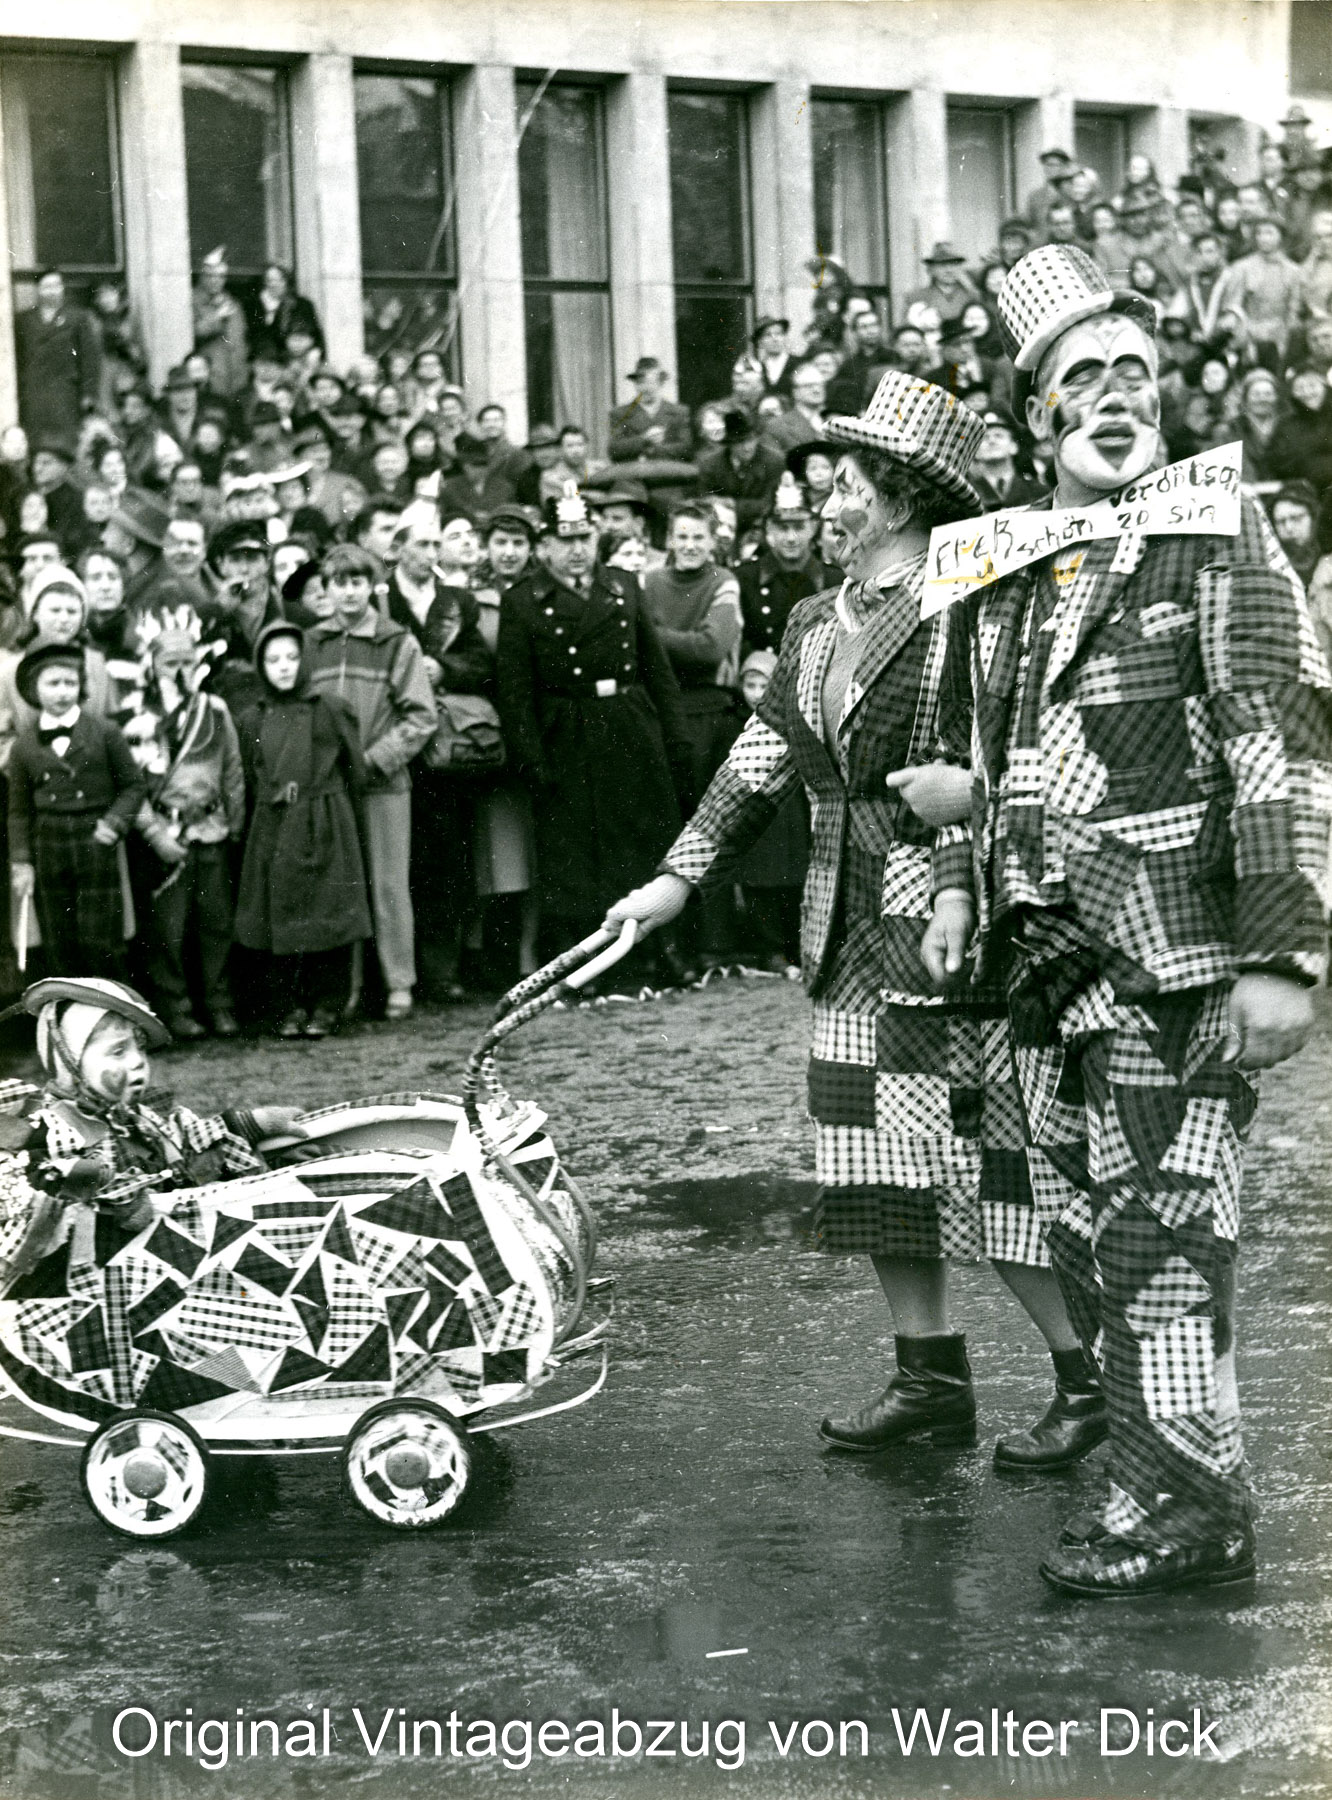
668,89,752,411
1,53,122,304
354,71,459,370
811,96,891,323
1075,109,1129,201
944,104,1015,265
517,81,611,449
182,61,293,274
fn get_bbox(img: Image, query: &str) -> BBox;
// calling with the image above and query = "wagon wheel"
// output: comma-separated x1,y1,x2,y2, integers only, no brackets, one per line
343,1400,473,1529
80,1411,211,1540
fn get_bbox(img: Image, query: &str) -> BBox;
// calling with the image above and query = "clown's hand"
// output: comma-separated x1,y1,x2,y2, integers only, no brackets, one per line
603,873,691,938
921,889,976,989
1220,973,1314,1071
251,1106,309,1139
885,763,972,827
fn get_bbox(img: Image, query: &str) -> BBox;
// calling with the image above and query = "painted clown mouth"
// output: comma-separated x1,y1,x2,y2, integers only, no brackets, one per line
1087,421,1143,464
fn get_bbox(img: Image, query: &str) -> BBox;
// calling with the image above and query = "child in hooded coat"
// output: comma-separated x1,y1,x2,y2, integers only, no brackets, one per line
233,622,371,1037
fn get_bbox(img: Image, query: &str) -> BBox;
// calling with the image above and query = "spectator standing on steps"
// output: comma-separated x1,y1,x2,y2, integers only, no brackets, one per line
14,272,102,448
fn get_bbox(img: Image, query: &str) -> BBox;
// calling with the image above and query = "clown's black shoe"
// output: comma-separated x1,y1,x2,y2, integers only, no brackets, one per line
819,1334,977,1452
1039,1526,1256,1598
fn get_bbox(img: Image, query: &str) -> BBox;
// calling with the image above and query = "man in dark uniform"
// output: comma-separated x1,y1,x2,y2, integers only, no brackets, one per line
495,486,690,959
738,477,831,656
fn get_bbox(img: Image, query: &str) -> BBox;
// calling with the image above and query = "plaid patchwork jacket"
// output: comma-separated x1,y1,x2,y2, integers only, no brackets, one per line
664,560,966,1008
932,493,1332,992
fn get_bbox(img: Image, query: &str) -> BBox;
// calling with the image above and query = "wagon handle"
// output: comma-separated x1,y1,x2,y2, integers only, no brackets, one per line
460,921,638,1343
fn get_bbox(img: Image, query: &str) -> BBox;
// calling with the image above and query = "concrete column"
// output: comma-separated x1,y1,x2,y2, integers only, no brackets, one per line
289,54,364,371
0,76,18,426
453,64,527,437
1014,94,1076,209
604,72,677,397
886,89,948,317
118,41,193,390
1130,106,1191,193
750,80,816,344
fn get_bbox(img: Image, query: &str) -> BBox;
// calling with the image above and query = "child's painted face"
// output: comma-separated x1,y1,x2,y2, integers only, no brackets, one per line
741,671,769,709
80,1016,149,1104
153,645,199,694
262,636,303,691
33,664,81,714
329,574,374,628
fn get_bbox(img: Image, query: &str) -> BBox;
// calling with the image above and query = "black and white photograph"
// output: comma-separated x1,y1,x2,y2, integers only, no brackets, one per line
0,1,1329,1796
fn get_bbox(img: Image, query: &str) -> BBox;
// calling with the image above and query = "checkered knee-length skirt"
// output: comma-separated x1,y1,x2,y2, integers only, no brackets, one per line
807,999,1047,1264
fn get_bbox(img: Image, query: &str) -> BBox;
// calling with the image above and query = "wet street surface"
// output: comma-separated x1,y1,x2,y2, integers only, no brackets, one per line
1,977,1329,1800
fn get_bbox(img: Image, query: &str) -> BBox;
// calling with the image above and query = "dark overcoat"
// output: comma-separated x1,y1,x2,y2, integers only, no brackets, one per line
496,564,689,924
14,304,102,443
233,691,371,956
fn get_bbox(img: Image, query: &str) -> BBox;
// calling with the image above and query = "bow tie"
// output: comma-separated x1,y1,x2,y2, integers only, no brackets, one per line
38,724,75,749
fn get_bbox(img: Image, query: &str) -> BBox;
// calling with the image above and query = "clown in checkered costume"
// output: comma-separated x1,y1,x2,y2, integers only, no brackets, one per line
607,370,1108,1468
925,245,1332,1596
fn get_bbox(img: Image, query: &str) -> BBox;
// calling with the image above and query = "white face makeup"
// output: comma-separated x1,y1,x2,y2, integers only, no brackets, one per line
822,455,896,581
1026,313,1161,500
79,1016,150,1106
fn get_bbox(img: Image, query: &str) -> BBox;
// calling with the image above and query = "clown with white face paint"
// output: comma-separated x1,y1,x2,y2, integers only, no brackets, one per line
606,369,1101,1473
923,243,1332,1598
1025,311,1162,503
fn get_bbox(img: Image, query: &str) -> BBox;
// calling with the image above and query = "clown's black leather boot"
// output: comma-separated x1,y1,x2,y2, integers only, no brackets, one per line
993,1344,1107,1471
819,1334,976,1452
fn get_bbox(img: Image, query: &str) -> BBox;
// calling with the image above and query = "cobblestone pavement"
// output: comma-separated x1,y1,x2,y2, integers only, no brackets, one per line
0,977,1329,1800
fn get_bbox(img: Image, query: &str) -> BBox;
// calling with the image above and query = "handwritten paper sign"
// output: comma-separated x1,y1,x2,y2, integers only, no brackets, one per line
922,441,1243,618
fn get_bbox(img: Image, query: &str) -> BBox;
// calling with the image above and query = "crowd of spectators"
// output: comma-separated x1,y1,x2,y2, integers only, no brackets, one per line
2,109,1332,1038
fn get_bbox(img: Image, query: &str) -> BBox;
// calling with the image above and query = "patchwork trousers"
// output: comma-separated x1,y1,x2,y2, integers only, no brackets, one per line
1008,960,1256,1551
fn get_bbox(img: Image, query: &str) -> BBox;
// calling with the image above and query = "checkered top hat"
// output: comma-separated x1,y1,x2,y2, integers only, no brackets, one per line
998,243,1156,376
824,368,985,514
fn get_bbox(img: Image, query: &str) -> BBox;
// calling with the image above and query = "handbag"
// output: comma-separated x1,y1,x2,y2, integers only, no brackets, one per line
423,691,507,773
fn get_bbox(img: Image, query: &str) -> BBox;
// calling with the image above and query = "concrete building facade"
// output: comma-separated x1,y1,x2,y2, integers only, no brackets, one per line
0,0,1299,444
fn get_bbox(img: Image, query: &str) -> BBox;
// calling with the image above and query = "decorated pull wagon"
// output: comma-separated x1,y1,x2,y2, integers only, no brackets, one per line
0,926,637,1537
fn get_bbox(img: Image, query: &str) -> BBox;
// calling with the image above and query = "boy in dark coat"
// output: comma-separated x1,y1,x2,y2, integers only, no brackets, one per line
9,642,143,980
234,622,372,1037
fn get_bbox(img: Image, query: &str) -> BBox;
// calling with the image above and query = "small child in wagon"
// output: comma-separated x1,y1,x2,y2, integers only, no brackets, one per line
0,978,305,1282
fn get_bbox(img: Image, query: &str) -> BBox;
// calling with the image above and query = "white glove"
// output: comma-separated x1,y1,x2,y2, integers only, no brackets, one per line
602,872,692,938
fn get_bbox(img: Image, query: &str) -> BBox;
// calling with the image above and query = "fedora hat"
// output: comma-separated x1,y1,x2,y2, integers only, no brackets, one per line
110,489,171,550
751,315,790,340
923,240,967,265
824,368,984,513
997,244,1157,381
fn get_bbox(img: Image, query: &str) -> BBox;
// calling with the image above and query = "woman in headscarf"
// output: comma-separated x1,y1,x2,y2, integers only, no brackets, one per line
604,371,1104,1470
